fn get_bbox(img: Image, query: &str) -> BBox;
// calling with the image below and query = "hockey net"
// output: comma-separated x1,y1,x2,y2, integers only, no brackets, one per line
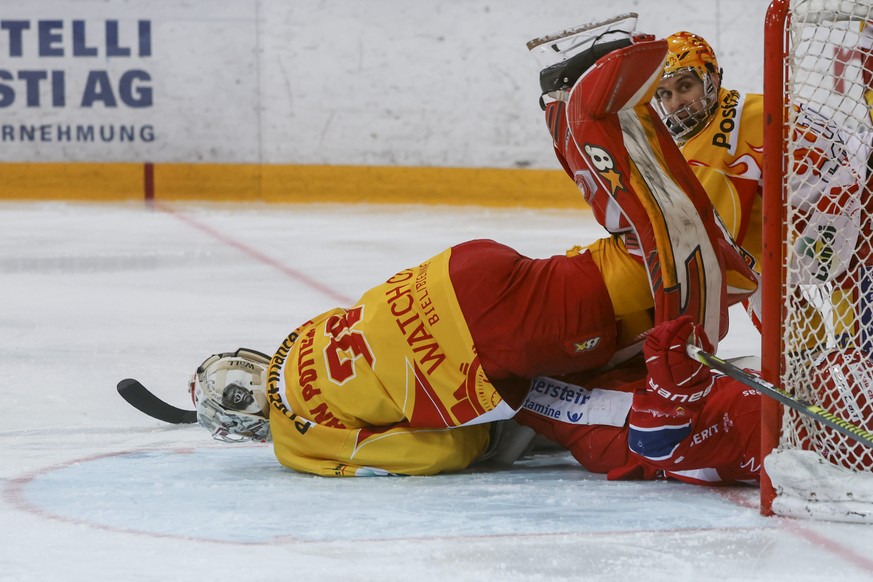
762,0,873,521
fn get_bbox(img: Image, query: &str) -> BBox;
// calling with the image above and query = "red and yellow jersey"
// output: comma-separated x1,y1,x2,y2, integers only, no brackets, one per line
266,247,510,476
680,88,764,272
275,247,510,430
264,240,619,477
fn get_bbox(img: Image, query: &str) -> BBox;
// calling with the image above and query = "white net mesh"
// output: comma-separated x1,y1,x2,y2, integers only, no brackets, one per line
772,0,873,520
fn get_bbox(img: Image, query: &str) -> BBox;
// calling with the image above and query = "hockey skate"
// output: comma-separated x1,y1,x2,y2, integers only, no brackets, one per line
526,13,641,96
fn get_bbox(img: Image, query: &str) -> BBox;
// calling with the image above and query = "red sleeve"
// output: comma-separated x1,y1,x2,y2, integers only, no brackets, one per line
513,364,646,474
515,408,632,474
513,366,762,485
627,374,762,484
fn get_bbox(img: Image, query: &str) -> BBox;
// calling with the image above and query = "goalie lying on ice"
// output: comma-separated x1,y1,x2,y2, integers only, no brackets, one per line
185,236,762,482
189,241,764,480
191,239,620,476
184,298,760,483
190,296,873,486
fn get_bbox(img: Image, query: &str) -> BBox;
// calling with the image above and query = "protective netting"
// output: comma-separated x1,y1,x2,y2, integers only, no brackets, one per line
771,0,873,519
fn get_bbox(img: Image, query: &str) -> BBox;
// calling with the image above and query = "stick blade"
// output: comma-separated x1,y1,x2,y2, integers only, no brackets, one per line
117,378,198,424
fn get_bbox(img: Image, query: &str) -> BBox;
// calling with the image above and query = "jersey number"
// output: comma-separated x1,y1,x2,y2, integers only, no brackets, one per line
324,306,375,385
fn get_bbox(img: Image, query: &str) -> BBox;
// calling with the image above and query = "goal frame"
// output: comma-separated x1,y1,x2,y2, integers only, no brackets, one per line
761,0,873,515
761,0,791,518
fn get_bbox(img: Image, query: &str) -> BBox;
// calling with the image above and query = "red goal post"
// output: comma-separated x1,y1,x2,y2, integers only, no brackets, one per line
762,0,873,520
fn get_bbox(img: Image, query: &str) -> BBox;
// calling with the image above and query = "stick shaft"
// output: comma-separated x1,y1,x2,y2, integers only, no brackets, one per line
686,345,873,449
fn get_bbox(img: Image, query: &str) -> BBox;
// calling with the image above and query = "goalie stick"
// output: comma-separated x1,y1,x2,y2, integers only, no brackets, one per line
686,345,873,449
117,378,198,424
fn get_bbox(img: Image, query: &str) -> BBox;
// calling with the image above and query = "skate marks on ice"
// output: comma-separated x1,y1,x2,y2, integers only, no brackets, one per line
7,446,769,545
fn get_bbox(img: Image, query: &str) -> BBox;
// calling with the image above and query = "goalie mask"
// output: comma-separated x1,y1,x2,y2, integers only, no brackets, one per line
653,31,722,141
190,348,272,443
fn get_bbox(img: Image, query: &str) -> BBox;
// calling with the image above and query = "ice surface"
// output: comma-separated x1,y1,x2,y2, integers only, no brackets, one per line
2,201,873,582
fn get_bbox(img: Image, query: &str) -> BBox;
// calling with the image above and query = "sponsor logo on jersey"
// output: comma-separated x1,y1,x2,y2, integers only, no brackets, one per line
712,89,740,150
523,377,632,426
523,377,592,422
384,263,447,375
573,336,602,352
690,422,719,446
796,224,838,282
266,330,314,436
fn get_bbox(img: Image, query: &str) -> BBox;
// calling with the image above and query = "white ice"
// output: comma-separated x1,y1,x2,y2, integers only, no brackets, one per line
2,201,873,582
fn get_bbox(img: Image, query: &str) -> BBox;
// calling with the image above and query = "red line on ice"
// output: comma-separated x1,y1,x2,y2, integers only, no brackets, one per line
154,201,354,306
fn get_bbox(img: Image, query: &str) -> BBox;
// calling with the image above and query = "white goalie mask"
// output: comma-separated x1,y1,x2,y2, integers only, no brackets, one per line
189,348,273,443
